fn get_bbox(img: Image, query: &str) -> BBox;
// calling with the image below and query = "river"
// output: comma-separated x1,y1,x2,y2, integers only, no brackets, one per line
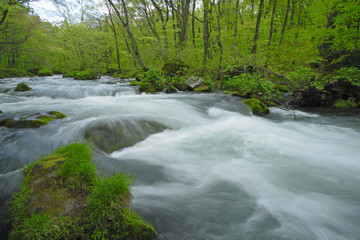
1,75,360,240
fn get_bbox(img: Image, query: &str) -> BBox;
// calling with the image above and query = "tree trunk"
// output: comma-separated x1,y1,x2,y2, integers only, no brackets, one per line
179,0,191,47
143,4,164,60
289,0,296,29
192,0,196,46
107,0,146,69
267,0,277,47
150,0,169,56
217,0,223,71
202,0,210,67
251,0,265,54
279,0,291,45
106,3,121,72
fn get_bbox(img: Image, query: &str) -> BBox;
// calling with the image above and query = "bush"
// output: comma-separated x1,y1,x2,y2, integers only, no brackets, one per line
63,70,79,78
38,69,53,77
333,67,360,86
162,59,189,77
287,67,317,90
334,98,358,109
223,73,275,100
139,69,165,93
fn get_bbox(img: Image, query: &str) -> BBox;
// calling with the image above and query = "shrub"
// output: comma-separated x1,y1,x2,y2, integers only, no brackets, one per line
63,70,79,78
139,69,165,93
287,67,317,90
334,98,359,109
333,67,360,86
223,73,275,100
162,59,189,77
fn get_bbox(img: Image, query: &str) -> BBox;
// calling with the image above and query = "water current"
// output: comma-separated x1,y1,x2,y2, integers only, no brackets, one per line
0,75,359,239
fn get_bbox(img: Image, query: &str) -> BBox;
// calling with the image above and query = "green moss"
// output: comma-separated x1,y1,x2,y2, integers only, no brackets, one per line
48,111,67,119
38,69,53,77
15,82,32,92
0,74,5,79
9,143,157,240
74,69,99,80
224,90,230,94
130,80,140,86
139,69,165,93
244,98,270,116
194,84,210,92
334,99,359,109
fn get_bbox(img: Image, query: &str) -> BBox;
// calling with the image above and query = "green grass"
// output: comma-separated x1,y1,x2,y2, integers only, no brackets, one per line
9,142,157,240
38,69,53,77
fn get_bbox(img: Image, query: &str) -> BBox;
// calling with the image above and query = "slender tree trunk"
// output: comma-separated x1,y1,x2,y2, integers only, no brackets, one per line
179,0,191,47
289,0,296,29
267,0,277,47
279,0,290,45
217,0,223,71
143,5,164,60
251,0,265,54
150,0,169,57
107,0,146,69
234,0,240,39
202,0,210,67
192,0,196,46
107,4,121,72
251,0,254,20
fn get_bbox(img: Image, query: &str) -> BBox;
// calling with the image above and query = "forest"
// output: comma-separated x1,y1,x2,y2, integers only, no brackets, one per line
1,0,360,107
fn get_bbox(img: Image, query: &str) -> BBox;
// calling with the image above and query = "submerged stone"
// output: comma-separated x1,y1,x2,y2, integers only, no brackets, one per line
85,119,168,152
0,111,67,128
194,84,210,92
244,98,270,116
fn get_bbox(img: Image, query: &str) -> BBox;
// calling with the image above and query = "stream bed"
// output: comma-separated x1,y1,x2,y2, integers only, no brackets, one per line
1,75,360,239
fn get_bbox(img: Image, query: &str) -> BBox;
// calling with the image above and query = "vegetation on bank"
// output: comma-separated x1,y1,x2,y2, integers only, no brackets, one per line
9,143,157,240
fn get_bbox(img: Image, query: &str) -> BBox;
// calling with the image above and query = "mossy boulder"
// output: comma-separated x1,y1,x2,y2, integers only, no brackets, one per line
194,84,210,92
85,119,168,153
38,69,53,77
9,143,157,240
244,98,270,116
0,110,3,114
138,69,165,93
334,99,359,109
15,83,32,92
0,111,67,128
186,76,203,90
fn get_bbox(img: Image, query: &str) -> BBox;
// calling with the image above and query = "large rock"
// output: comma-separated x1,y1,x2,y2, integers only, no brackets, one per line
14,82,31,92
0,111,67,128
9,143,157,240
85,119,168,152
186,76,203,90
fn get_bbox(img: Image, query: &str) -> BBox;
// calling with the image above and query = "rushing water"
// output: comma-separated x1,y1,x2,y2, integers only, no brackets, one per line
1,75,360,239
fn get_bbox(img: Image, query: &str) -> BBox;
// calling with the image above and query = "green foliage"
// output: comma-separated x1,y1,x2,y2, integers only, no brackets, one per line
164,75,188,91
130,80,140,86
57,143,96,190
162,59,189,77
223,73,275,100
38,69,53,76
63,70,79,78
139,69,165,93
88,173,132,222
334,98,358,109
333,67,360,86
287,67,317,90
15,82,31,91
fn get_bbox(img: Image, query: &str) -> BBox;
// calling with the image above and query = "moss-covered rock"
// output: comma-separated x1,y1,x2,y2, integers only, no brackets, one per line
334,99,359,109
0,110,3,114
38,69,53,77
85,119,168,153
244,98,270,116
194,84,210,92
15,83,32,92
9,143,157,240
0,111,67,128
139,69,165,93
186,76,203,90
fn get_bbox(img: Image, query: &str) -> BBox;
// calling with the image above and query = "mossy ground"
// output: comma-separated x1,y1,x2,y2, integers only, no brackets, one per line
9,143,157,240
334,99,359,109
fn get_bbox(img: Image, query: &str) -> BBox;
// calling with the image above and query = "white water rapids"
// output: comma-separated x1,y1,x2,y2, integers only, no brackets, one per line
0,75,359,239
